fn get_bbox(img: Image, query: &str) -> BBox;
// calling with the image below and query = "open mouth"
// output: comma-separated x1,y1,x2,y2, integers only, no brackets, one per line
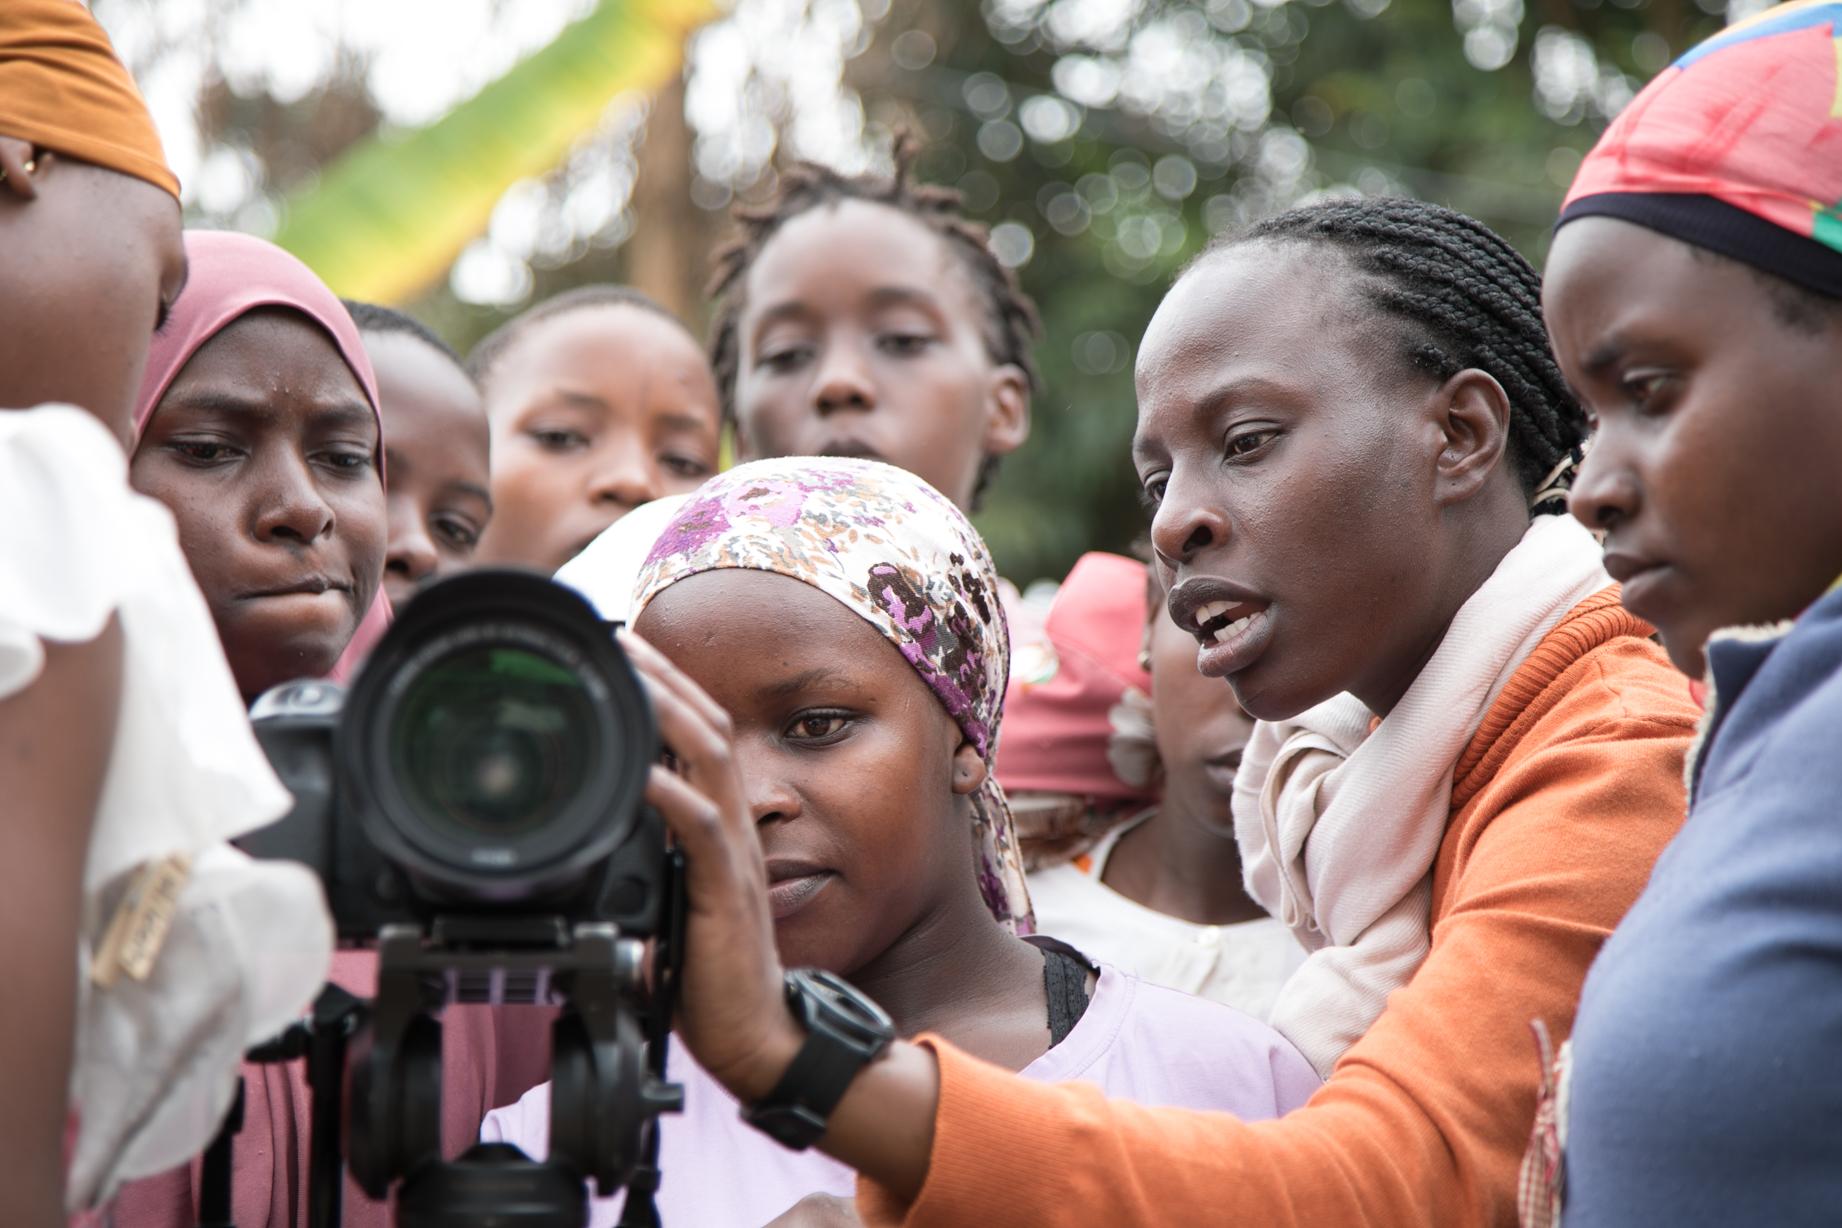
1189,599,1265,645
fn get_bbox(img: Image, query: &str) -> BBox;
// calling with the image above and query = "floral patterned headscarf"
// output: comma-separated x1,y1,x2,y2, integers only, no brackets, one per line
633,456,1033,932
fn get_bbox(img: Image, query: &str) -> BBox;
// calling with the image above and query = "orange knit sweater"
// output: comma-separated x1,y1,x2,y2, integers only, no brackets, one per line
860,589,1697,1228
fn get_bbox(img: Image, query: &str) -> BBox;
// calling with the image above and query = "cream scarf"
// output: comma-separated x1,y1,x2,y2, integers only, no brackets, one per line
1234,514,1611,1078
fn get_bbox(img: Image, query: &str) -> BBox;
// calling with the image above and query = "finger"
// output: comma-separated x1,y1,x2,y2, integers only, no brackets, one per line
0,138,39,201
648,758,762,894
639,664,732,773
620,631,733,733
621,631,733,735
641,679,752,833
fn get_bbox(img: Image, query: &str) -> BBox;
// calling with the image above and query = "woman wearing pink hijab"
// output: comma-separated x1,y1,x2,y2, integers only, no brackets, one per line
128,228,390,694
113,232,551,1227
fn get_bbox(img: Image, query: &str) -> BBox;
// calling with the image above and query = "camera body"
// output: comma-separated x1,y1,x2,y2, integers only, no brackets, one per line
234,571,685,1223
243,569,665,953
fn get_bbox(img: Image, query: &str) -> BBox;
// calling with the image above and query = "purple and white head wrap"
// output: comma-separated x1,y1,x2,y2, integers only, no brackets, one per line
632,456,1032,932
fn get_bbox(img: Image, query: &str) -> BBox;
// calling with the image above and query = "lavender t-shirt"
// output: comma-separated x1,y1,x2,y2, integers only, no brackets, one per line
482,963,1320,1226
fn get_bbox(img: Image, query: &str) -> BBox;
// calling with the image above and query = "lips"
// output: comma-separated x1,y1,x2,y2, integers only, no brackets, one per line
765,858,836,921
1601,549,1664,586
1603,549,1676,623
818,439,887,464
240,574,350,600
1167,577,1275,678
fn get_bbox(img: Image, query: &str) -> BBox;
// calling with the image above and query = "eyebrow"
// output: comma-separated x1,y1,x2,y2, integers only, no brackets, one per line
654,411,716,434
1179,374,1299,430
447,480,494,509
1131,374,1295,462
1579,336,1627,380
161,389,377,429
766,666,854,699
753,284,944,328
546,388,612,413
864,285,943,312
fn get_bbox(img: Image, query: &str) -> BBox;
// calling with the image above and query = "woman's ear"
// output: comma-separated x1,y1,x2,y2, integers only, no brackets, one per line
951,742,988,797
980,364,1031,459
1432,368,1512,507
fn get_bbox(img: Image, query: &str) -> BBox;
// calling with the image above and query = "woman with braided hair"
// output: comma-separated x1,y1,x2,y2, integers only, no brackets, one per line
615,193,1702,1228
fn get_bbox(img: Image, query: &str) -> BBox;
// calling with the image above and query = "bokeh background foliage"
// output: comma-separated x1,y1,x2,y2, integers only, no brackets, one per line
100,0,1733,584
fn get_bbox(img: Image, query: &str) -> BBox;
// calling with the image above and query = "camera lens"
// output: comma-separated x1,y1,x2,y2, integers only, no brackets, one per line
388,643,597,842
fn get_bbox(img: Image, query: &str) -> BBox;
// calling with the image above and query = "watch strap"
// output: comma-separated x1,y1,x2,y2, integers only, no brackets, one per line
740,969,892,1150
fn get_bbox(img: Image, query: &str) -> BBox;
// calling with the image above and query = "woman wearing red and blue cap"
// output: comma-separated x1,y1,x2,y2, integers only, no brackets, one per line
1532,3,1842,1224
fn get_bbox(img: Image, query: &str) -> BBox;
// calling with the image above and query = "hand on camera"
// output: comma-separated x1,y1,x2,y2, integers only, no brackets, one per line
622,630,803,1103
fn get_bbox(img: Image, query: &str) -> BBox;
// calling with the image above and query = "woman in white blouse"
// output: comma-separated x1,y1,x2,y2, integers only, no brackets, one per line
0,8,332,1222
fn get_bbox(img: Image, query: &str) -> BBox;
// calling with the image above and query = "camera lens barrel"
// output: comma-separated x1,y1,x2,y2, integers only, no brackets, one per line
340,570,656,908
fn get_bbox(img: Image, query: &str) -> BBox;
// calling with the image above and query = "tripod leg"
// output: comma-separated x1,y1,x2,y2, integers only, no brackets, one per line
307,987,365,1228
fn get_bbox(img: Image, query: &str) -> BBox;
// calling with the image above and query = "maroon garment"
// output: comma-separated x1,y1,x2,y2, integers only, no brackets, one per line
109,950,554,1227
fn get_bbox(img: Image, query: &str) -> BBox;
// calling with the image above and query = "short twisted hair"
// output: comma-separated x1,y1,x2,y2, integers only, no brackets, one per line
341,299,464,369
465,284,683,388
706,137,1043,504
1206,196,1587,510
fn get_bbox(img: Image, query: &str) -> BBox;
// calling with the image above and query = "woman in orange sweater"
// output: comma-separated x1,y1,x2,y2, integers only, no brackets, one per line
624,197,1699,1227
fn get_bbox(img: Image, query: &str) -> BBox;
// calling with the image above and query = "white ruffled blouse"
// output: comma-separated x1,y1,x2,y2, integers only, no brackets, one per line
0,405,333,1211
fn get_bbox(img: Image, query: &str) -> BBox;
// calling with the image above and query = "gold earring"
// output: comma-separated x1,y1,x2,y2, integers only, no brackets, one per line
1137,649,1152,672
1,154,38,185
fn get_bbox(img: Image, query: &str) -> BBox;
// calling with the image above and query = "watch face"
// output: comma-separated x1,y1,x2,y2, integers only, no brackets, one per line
792,968,895,1043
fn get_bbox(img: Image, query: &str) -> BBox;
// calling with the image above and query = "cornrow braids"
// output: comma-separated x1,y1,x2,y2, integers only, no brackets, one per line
706,135,1043,506
465,283,684,388
1207,196,1588,512
341,299,465,369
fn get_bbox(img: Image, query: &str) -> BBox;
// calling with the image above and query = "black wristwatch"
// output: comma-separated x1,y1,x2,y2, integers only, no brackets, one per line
740,968,895,1150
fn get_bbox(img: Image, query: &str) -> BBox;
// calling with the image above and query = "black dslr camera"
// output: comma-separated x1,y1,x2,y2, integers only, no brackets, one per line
246,567,664,940
237,569,684,1228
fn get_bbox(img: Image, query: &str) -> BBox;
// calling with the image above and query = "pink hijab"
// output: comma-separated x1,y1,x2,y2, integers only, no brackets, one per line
131,230,390,680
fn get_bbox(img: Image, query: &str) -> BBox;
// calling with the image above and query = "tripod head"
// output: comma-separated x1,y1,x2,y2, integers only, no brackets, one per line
352,919,682,1227
210,882,686,1228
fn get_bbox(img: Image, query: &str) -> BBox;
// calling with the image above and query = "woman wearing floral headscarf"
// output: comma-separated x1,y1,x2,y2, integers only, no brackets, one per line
483,457,1317,1227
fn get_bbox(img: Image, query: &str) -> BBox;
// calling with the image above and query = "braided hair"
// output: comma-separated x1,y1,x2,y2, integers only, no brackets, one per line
706,136,1042,505
1208,196,1587,511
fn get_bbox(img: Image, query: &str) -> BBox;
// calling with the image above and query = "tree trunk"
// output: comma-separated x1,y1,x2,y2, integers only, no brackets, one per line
628,73,710,326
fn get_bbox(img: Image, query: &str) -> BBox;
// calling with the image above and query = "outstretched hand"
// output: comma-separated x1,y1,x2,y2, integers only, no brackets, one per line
622,630,802,1102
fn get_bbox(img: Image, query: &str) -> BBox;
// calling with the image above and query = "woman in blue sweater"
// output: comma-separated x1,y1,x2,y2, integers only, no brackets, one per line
1534,3,1842,1224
